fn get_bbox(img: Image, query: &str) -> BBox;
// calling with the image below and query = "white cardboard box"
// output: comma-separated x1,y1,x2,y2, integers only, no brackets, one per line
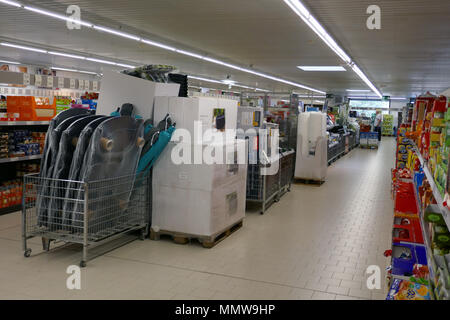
152,139,247,237
154,96,238,143
153,139,247,191
97,70,180,118
152,179,246,237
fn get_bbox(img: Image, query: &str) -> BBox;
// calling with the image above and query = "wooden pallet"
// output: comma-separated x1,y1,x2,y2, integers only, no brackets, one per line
149,219,243,248
360,145,379,149
293,178,325,186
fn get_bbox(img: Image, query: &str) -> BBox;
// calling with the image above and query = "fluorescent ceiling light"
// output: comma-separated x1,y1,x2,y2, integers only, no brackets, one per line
51,67,77,72
116,63,136,69
350,64,382,98
141,39,177,52
346,89,371,92
93,26,140,41
0,59,20,64
188,75,269,92
52,67,98,75
175,49,204,60
284,0,381,96
86,57,116,65
0,0,325,94
3,42,136,69
298,66,346,71
1,42,46,53
390,97,407,100
222,79,236,85
48,51,86,60
0,0,21,8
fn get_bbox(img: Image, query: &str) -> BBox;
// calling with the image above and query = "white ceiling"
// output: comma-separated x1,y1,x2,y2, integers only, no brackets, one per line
0,0,449,97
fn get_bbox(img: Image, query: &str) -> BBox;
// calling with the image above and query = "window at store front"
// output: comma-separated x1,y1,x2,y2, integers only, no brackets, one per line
349,99,390,118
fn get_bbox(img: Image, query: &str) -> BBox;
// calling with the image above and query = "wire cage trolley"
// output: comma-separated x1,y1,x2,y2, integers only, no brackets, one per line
22,172,150,267
246,160,280,215
279,150,295,196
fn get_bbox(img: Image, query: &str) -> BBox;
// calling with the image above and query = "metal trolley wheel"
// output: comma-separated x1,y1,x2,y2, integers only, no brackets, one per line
24,249,32,258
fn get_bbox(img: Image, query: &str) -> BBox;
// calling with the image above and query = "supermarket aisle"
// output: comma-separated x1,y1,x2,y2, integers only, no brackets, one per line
0,138,395,300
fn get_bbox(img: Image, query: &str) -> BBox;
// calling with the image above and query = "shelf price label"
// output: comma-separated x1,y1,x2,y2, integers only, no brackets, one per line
46,76,53,88
58,77,64,89
34,74,42,87
23,73,30,86
70,78,76,89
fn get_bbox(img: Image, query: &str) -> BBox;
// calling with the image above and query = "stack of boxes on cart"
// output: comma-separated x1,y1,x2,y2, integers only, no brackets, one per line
151,96,247,246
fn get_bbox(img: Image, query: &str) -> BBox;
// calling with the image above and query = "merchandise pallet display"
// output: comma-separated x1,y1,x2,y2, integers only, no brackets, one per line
360,132,379,149
383,114,394,136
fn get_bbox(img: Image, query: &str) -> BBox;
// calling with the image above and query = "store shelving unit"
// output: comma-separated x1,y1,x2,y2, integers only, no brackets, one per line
0,121,50,126
0,154,42,164
0,204,21,216
412,177,436,283
412,142,450,229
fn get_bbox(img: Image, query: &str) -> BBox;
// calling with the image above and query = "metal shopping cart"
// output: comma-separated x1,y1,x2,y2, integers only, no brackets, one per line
22,172,150,267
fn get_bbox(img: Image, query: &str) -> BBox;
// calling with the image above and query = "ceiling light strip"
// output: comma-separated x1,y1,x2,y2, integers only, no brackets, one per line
283,0,382,97
0,59,20,64
0,0,20,8
188,75,269,92
51,66,99,75
0,0,324,94
0,42,136,68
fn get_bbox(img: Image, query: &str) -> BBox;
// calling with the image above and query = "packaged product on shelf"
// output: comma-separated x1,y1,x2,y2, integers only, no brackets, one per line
55,96,72,114
386,278,431,300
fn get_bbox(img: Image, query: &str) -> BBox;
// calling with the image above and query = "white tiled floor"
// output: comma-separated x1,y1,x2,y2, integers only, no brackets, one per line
0,137,395,300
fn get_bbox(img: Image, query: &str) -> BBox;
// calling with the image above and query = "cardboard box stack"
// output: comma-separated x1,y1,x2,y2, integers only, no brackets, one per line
151,96,247,240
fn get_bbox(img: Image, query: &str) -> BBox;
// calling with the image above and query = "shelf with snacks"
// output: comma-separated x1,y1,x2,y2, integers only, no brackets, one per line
396,125,450,299
0,128,45,162
388,167,432,300
0,161,40,215
412,142,450,230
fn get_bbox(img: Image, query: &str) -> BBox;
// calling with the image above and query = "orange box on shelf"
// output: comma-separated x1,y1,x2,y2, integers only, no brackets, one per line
6,96,56,121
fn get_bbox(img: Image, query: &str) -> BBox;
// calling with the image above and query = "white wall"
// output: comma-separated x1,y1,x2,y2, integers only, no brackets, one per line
390,100,407,128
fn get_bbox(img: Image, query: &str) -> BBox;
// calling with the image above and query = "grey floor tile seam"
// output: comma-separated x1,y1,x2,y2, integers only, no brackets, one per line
102,253,377,300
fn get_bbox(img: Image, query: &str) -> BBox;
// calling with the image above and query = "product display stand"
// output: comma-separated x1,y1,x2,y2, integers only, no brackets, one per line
0,121,47,215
